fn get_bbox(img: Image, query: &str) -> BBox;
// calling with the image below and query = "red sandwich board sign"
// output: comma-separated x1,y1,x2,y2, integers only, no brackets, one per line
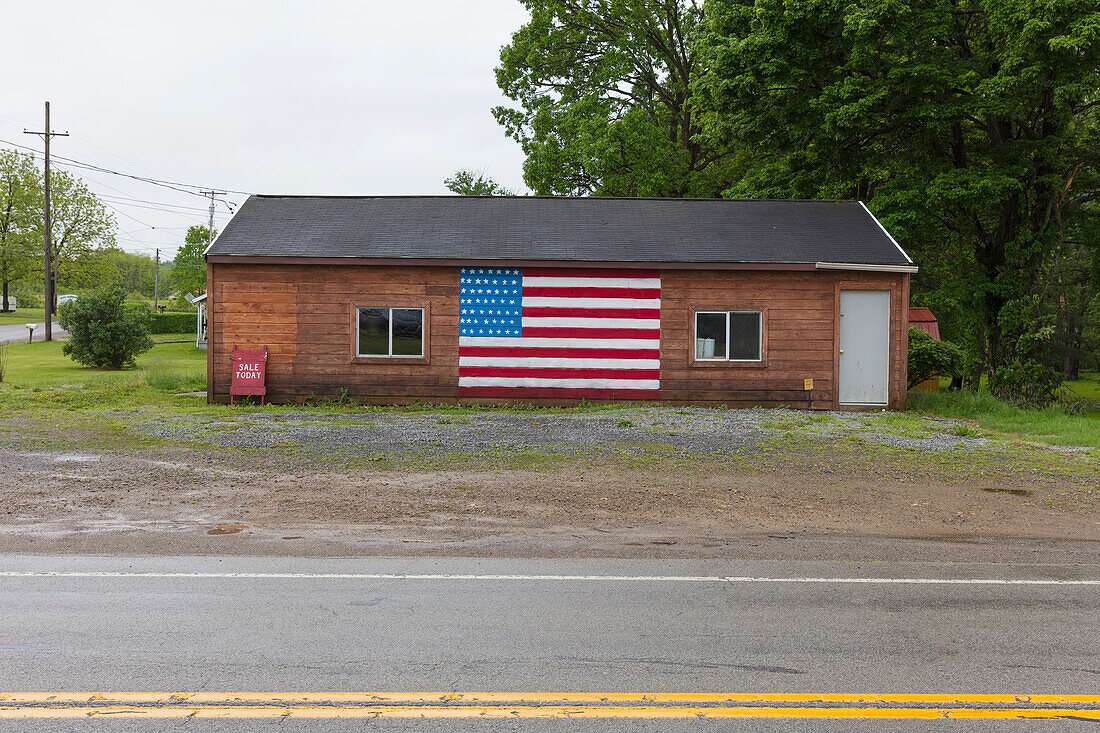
230,347,267,405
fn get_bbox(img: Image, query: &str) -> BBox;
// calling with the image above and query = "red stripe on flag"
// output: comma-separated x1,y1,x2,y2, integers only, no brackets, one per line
523,307,661,319
523,267,661,279
459,367,660,380
460,386,661,400
522,286,661,299
520,327,661,339
459,346,660,359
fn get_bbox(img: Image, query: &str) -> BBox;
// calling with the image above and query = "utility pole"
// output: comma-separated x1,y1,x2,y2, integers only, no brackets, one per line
200,190,225,247
24,102,68,341
153,248,160,311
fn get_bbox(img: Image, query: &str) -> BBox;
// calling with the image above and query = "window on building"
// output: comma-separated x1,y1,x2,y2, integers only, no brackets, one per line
695,310,762,361
357,307,424,357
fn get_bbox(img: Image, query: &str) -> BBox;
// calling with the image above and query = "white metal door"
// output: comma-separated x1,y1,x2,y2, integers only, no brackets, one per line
838,290,890,405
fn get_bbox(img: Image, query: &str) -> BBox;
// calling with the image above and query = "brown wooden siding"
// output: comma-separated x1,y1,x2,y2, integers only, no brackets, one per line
209,263,460,403
659,269,908,409
209,262,909,409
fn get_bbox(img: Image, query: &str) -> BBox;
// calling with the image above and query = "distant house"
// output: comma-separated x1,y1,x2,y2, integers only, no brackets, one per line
204,196,917,408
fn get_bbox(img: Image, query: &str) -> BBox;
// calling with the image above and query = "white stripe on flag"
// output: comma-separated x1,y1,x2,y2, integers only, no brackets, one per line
459,376,660,390
459,337,660,349
459,356,661,369
523,276,661,289
521,297,660,309
521,317,661,329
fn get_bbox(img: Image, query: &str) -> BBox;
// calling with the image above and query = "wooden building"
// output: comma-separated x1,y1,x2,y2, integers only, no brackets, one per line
205,196,916,408
908,306,942,393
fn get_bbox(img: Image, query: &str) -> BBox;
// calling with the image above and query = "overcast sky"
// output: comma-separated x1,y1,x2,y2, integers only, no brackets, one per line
0,0,530,259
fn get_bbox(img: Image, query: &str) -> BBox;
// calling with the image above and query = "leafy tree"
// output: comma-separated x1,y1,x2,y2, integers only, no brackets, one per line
0,150,39,312
59,247,158,297
1045,198,1100,378
58,284,153,369
33,169,116,313
698,0,1100,399
445,169,515,196
169,225,212,297
494,0,743,197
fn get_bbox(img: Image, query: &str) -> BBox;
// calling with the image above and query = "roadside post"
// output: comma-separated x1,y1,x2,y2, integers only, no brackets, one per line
25,324,35,343
230,346,268,406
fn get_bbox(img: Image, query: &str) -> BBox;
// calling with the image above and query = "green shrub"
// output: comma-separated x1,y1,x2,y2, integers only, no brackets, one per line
58,285,154,369
907,327,964,389
989,359,1063,409
148,312,195,334
987,326,1063,409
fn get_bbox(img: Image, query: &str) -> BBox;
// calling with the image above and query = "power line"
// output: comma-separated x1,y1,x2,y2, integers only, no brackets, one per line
200,190,226,245
0,136,252,201
97,193,214,214
23,101,68,341
54,164,233,224
100,196,228,221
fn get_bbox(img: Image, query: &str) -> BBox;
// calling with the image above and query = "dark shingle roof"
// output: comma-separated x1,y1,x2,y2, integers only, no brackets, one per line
206,195,912,265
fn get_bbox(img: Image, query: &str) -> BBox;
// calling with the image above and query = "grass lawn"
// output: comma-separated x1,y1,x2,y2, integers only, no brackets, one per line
1062,371,1100,406
910,389,1100,449
0,334,205,392
0,307,48,326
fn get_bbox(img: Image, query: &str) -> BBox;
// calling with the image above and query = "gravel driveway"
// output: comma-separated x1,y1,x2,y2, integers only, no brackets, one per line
143,406,989,459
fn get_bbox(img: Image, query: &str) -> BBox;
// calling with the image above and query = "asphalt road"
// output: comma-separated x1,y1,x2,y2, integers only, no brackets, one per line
1,555,1098,731
0,321,66,345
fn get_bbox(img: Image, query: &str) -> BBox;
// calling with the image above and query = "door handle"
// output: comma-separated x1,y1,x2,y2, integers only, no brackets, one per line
839,349,844,354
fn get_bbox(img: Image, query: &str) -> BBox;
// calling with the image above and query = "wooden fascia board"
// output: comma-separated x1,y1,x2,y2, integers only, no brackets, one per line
205,255,819,271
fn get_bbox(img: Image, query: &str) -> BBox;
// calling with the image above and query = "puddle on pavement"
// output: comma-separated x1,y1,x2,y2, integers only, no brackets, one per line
207,524,249,535
979,487,1032,497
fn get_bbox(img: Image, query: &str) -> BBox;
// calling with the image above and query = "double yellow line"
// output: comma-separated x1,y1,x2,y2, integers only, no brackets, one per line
2,693,1099,719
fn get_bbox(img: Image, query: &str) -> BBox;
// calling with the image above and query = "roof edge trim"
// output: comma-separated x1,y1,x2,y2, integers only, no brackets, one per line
205,255,822,270
816,261,918,274
858,201,913,264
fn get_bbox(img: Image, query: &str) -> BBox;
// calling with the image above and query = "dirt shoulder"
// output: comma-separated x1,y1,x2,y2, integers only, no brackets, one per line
1,406,1097,563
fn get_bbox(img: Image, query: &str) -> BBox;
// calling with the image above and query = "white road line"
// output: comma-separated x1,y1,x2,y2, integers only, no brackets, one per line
0,572,1097,585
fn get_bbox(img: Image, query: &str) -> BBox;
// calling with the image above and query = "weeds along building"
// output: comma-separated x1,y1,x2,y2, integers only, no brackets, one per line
204,196,916,408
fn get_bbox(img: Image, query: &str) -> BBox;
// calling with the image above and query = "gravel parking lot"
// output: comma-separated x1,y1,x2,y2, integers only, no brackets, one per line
142,406,992,459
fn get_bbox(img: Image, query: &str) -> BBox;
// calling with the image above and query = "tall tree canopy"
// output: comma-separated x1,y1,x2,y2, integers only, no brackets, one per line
0,150,38,312
698,0,1100,398
445,169,515,195
494,0,743,196
59,247,158,297
39,169,116,310
169,225,212,297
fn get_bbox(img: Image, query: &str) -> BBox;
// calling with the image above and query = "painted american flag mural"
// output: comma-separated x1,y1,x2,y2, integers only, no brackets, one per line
458,267,661,399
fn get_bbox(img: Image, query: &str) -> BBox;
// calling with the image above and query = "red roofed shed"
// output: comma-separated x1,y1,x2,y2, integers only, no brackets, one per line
909,306,940,340
908,306,941,392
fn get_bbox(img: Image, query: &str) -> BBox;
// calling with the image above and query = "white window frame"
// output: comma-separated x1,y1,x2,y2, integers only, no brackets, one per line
695,310,763,362
356,306,425,358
